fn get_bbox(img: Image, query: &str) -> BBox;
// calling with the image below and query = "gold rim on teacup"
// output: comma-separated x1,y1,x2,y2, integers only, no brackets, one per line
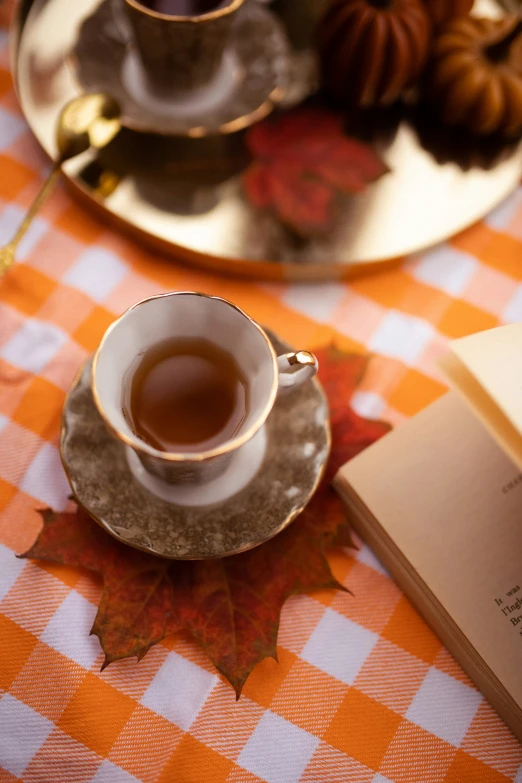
123,0,244,23
91,291,280,464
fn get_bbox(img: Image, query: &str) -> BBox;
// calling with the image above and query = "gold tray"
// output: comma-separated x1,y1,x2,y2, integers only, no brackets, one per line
12,0,522,281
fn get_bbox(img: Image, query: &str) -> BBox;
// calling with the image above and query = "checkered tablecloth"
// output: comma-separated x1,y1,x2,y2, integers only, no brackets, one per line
1,13,522,783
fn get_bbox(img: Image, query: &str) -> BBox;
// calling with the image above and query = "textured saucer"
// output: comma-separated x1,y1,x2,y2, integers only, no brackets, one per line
70,0,291,136
60,332,330,560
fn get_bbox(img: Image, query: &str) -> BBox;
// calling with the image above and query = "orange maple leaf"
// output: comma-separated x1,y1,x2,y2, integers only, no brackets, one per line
21,347,391,696
243,106,389,235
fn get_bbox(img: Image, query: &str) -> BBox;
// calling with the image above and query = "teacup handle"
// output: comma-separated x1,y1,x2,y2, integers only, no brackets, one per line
277,351,318,390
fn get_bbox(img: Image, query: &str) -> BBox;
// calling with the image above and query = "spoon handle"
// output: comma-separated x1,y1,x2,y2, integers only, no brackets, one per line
10,160,62,250
0,160,62,277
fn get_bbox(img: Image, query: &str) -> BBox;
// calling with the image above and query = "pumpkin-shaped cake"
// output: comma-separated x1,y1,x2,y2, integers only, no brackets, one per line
317,0,432,108
422,0,473,27
428,16,522,137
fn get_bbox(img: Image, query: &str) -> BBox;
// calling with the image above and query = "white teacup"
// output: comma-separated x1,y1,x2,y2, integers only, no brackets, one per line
92,292,318,507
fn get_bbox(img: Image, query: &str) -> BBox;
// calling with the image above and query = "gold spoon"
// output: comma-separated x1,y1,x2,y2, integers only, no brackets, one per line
0,93,121,277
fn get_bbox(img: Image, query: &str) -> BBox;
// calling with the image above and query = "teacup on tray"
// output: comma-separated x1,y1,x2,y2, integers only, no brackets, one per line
123,0,243,97
73,0,290,135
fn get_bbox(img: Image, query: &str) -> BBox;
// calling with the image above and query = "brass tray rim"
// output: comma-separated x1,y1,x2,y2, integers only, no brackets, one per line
11,0,522,282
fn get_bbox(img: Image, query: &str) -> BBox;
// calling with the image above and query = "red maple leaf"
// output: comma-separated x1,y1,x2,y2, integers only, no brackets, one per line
243,106,389,235
20,347,391,696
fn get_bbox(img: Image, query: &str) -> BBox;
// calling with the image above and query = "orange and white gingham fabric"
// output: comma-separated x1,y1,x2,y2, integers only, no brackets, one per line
1,19,522,783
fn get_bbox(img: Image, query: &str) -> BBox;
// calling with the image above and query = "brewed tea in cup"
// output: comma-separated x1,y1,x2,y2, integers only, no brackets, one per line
125,336,249,454
92,292,318,504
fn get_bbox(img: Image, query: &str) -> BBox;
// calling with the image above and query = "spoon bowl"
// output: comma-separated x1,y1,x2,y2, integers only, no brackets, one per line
57,93,121,161
0,93,121,277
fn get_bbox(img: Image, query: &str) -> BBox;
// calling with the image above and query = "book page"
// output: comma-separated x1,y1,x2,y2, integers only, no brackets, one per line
440,324,522,469
440,351,522,471
338,392,522,710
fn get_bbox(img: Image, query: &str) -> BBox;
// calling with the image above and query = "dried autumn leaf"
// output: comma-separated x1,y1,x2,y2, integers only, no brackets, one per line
314,346,369,424
0,0,15,27
243,106,389,235
21,347,391,696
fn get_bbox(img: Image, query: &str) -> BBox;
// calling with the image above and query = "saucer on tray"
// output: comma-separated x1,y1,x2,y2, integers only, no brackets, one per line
70,0,291,137
60,331,330,560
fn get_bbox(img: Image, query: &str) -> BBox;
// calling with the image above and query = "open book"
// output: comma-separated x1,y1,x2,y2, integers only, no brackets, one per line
334,323,522,742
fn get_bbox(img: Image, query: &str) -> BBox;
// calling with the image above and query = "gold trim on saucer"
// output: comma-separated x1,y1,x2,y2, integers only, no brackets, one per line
61,330,331,560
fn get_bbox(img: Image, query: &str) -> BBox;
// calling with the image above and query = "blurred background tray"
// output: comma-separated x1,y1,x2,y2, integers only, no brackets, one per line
11,0,522,281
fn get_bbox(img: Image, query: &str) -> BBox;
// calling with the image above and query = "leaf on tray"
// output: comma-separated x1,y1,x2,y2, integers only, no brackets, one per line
21,347,391,696
242,106,389,235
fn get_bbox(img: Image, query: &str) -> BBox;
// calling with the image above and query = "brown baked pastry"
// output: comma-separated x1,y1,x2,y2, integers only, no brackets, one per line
422,0,473,28
317,0,432,108
428,16,522,137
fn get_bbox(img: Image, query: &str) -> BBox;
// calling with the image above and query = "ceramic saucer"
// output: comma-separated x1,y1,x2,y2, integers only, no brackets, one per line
60,331,330,560
70,0,291,137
